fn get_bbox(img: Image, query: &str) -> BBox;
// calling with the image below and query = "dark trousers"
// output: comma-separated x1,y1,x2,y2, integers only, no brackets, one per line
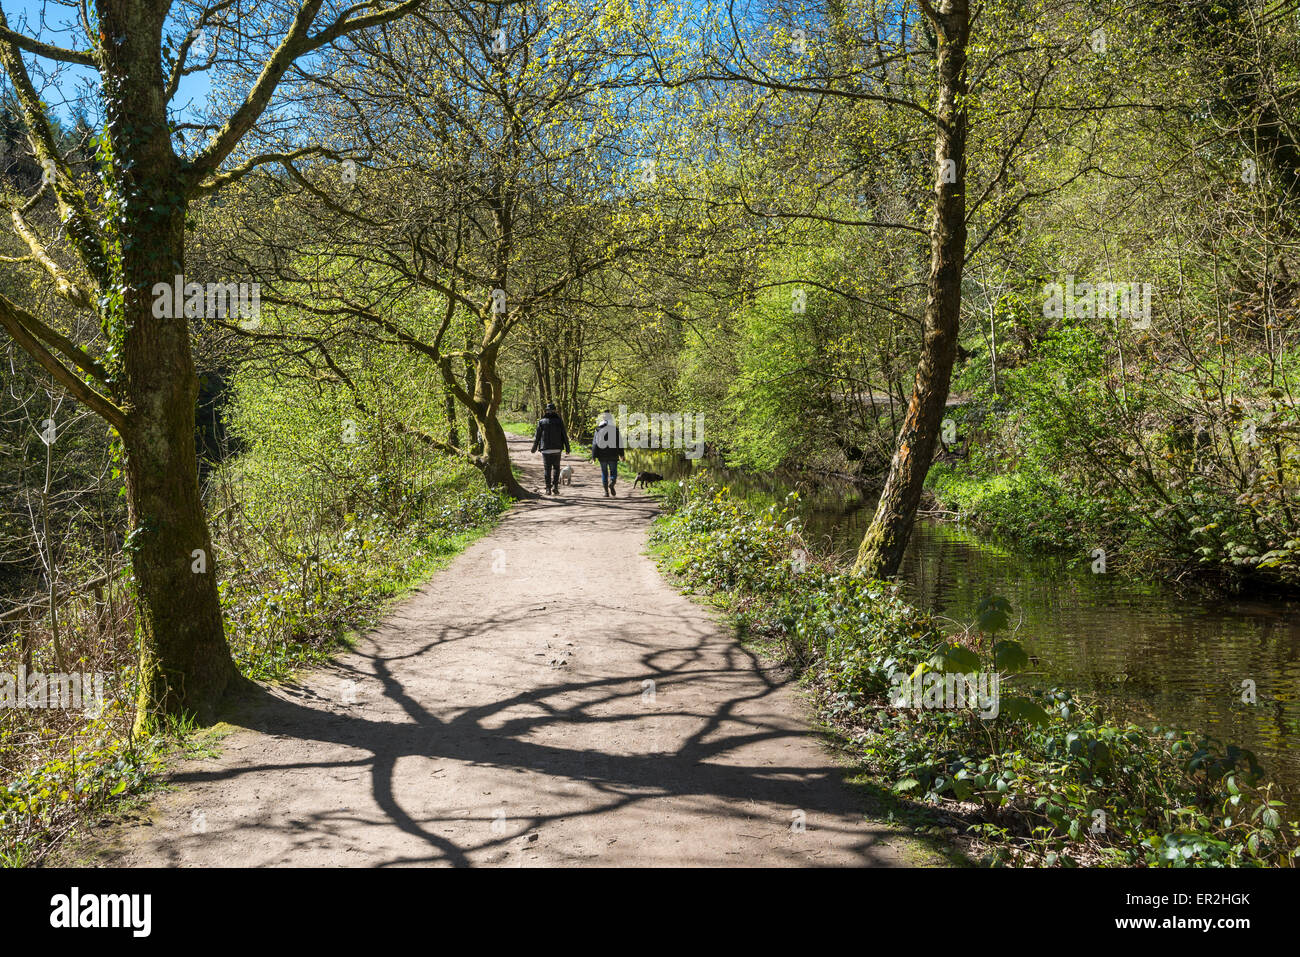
600,460,618,488
542,452,562,489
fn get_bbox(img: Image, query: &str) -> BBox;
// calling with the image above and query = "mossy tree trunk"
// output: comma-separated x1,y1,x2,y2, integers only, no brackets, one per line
97,2,237,730
471,338,529,499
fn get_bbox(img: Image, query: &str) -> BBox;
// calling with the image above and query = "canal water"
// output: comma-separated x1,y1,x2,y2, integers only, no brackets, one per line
628,450,1300,804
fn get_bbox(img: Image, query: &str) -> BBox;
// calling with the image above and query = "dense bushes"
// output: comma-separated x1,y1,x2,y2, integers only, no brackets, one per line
926,465,1105,556
930,313,1300,592
652,480,1300,866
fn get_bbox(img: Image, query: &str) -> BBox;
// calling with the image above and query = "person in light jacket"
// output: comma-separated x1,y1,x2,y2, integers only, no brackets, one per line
591,410,625,496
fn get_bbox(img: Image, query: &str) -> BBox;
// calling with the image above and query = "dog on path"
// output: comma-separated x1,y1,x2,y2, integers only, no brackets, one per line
559,465,573,486
633,471,664,489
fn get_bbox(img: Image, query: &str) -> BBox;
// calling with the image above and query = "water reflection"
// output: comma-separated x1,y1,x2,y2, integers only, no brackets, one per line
629,449,1300,804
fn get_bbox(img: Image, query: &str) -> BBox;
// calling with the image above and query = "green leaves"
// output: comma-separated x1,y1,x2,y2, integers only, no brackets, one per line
993,639,1030,672
929,642,981,673
998,696,1050,726
950,775,975,802
1064,732,1112,770
893,777,922,795
976,595,1013,634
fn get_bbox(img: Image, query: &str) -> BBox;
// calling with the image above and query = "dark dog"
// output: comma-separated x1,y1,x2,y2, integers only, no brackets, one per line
633,471,664,489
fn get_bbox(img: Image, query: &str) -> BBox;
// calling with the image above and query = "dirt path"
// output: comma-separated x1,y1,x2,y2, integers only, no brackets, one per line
86,435,920,867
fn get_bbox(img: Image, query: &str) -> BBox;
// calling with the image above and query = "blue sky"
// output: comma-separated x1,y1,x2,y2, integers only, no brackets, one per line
3,0,212,121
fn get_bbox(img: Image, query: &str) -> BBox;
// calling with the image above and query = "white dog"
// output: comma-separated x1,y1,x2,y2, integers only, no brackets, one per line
559,465,573,486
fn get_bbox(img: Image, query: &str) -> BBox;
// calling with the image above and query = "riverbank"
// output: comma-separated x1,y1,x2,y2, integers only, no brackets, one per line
649,479,1300,866
620,441,1300,802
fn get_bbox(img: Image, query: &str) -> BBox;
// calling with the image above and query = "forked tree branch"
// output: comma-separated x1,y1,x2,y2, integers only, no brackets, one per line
0,294,126,432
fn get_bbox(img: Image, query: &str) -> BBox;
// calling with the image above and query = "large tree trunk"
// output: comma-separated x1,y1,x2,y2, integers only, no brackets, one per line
99,2,236,730
854,0,970,580
123,359,236,730
477,415,528,497
472,341,530,498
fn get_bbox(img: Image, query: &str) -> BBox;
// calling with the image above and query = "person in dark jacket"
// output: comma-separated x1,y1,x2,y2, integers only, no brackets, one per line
591,410,625,496
531,402,570,494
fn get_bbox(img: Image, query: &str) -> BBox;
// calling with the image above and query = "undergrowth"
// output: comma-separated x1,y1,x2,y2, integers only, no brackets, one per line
651,479,1300,867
